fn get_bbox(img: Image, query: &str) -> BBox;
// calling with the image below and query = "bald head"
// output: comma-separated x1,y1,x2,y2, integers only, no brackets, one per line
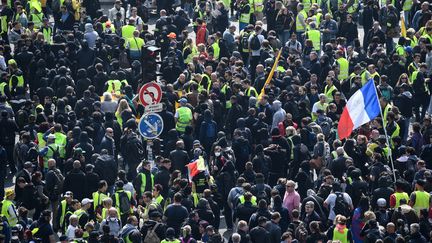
73,160,81,169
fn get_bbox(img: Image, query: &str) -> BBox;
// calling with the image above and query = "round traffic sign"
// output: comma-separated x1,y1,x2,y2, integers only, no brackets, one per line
139,82,162,106
138,113,164,139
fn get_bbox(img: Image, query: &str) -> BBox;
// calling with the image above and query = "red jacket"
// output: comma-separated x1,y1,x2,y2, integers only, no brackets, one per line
196,24,208,45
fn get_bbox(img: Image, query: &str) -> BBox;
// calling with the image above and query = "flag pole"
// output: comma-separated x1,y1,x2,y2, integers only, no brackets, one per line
372,80,397,182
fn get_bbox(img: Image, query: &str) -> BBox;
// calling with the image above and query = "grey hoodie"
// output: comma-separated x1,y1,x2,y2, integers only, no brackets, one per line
84,23,99,49
272,100,286,129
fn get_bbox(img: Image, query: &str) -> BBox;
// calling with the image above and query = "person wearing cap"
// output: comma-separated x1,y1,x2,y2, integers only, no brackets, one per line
55,191,73,233
175,98,192,134
238,0,251,31
74,198,92,228
29,210,55,242
121,18,136,40
1,188,17,227
133,160,154,201
7,58,25,98
37,132,59,171
409,179,431,215
374,198,391,226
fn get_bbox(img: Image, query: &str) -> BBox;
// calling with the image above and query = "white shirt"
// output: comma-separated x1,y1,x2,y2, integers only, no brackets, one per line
248,33,265,56
65,225,78,240
324,192,353,220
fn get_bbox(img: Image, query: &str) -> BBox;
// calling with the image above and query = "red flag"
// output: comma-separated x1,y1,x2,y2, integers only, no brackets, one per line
186,161,199,179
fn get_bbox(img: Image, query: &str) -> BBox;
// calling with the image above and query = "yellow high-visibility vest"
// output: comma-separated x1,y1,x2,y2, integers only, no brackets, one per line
393,192,409,208
1,199,17,226
412,191,430,214
211,42,220,60
121,25,136,39
337,57,349,81
324,85,337,102
128,37,144,51
176,106,192,133
296,10,307,32
307,29,320,51
0,83,7,96
9,74,24,91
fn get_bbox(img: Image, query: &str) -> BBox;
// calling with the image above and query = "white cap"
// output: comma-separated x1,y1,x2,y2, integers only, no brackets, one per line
377,198,386,207
81,198,93,205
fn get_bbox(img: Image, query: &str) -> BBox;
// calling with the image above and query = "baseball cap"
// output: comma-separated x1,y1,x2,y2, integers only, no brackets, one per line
74,147,86,154
167,32,176,39
377,198,386,207
81,198,93,206
64,191,73,197
179,98,187,104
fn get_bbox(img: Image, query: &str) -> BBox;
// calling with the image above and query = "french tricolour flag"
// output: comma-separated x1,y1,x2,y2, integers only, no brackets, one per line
338,79,380,140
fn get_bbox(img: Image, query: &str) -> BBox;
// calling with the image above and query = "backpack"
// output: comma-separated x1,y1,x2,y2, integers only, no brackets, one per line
144,223,161,243
206,122,216,138
48,168,64,201
118,191,131,215
48,145,60,162
333,192,350,217
254,184,268,203
241,32,250,50
250,34,261,50
318,120,331,139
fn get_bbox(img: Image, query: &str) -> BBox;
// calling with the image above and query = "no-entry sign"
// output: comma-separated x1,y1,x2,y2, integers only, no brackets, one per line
139,82,162,106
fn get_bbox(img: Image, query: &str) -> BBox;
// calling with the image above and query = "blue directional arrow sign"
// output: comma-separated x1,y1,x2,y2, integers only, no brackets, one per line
138,113,164,139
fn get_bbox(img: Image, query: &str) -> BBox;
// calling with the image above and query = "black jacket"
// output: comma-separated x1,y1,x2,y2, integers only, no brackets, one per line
94,154,117,186
266,221,282,243
154,167,171,198
63,168,86,200
249,225,271,243
235,202,257,222
45,168,64,201
169,149,189,176
85,172,100,199
99,135,115,156
0,118,19,145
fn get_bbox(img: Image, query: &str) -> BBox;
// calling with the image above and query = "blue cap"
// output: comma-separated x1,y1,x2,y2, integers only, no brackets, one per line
179,98,187,104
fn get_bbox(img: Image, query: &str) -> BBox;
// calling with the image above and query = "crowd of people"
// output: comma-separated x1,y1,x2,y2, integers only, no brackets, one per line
0,0,431,242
